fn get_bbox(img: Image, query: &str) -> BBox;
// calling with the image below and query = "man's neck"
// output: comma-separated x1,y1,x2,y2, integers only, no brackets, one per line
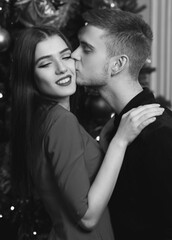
99,81,143,115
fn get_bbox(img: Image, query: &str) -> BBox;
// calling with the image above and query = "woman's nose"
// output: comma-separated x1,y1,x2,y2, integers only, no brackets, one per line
55,62,67,74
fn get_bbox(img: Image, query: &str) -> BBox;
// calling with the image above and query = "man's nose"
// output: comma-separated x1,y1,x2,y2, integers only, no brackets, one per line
71,47,81,61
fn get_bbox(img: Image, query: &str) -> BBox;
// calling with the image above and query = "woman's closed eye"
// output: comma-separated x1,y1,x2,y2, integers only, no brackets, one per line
62,53,72,60
38,62,52,68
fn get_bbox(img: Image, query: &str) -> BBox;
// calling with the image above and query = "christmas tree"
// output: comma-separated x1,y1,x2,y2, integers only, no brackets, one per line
0,1,155,239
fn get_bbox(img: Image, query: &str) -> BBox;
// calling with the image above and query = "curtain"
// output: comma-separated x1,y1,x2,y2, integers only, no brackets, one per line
150,0,172,106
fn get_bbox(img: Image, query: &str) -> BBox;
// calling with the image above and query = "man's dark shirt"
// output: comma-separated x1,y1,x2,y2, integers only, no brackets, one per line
100,88,172,240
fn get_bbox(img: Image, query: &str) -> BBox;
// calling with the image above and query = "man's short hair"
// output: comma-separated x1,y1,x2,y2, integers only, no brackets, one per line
83,8,153,78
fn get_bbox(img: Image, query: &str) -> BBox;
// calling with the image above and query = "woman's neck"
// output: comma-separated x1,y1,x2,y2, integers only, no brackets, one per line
58,97,70,111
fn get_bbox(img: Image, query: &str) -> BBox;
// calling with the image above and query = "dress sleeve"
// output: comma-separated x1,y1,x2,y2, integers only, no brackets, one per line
44,110,90,221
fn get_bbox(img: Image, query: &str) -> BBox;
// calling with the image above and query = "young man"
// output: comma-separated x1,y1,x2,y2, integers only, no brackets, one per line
72,8,172,240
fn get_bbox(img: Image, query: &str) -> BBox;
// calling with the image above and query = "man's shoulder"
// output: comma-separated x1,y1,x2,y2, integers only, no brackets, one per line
140,107,172,142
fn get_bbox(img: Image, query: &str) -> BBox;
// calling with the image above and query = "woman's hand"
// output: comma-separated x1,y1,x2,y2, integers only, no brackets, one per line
114,104,164,146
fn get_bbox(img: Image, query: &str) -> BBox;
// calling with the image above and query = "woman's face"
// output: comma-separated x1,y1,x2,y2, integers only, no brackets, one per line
34,35,76,101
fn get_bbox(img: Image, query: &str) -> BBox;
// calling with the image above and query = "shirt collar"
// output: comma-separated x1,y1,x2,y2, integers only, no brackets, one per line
116,87,156,121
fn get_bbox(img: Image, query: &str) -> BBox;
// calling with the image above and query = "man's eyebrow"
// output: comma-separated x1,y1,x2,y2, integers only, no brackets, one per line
35,48,71,65
80,41,94,50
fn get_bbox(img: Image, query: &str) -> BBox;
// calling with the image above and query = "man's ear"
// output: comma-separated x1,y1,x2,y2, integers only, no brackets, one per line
111,55,128,76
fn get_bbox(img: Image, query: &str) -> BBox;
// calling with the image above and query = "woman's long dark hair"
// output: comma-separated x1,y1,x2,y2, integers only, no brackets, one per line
10,26,71,199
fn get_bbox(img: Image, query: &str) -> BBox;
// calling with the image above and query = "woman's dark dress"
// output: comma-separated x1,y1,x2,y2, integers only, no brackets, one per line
31,101,114,240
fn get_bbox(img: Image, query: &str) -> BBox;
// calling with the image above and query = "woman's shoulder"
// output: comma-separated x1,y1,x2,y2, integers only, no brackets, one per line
49,104,78,122
43,103,79,133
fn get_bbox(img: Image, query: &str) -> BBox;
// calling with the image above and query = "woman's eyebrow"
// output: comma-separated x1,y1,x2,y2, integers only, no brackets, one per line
60,47,71,54
35,55,51,65
35,48,71,65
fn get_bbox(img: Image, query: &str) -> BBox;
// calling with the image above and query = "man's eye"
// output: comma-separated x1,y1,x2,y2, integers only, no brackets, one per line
83,49,91,53
82,47,91,54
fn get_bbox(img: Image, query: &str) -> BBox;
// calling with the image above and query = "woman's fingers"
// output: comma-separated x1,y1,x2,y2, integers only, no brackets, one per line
123,104,164,126
120,104,164,139
136,108,164,123
125,104,161,116
137,117,156,131
116,104,164,145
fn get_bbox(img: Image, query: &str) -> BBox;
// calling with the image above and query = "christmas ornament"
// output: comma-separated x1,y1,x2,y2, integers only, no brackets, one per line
0,27,11,52
15,0,79,28
92,0,118,9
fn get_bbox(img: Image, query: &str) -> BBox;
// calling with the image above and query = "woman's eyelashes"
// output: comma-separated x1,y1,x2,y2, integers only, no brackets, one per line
62,53,72,60
37,53,72,68
38,62,52,68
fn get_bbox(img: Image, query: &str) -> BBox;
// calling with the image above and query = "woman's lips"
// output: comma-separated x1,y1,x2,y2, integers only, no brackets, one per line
56,75,72,86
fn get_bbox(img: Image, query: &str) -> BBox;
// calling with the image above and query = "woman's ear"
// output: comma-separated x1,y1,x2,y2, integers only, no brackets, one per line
111,55,128,76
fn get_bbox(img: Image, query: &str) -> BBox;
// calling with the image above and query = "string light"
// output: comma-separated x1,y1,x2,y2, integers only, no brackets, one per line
110,3,116,8
10,206,15,211
0,214,3,218
111,113,115,118
96,136,100,141
146,58,151,64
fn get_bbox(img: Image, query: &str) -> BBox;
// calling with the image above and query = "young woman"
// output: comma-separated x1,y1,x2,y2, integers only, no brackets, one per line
10,26,164,240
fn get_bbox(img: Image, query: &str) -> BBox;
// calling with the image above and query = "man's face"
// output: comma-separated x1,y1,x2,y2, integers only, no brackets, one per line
72,25,110,87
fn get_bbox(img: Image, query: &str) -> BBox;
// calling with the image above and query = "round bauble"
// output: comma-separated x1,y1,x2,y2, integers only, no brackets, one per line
0,27,11,52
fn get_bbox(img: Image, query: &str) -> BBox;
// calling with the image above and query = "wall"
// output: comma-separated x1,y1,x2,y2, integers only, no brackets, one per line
138,0,172,106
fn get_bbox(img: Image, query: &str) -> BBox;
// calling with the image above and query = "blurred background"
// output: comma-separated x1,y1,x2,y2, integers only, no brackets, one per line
0,0,171,239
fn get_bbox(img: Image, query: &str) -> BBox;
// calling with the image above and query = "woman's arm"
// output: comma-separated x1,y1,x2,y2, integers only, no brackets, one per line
79,104,164,229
